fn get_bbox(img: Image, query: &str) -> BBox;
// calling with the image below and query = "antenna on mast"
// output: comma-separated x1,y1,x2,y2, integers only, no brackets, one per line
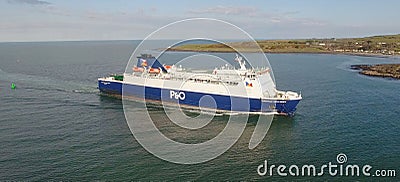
235,54,246,70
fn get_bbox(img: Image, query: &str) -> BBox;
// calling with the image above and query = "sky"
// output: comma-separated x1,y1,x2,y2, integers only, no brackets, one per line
0,0,399,42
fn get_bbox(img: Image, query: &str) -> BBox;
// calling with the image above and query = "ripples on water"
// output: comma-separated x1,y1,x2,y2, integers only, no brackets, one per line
0,42,399,180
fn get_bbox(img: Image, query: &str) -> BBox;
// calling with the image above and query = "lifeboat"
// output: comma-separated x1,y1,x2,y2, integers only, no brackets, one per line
133,66,144,72
164,65,172,69
149,68,160,74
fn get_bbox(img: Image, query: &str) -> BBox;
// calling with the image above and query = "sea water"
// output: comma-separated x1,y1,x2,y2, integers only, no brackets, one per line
0,41,399,180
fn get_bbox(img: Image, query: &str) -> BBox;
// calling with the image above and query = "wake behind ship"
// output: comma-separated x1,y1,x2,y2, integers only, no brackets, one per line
98,54,302,116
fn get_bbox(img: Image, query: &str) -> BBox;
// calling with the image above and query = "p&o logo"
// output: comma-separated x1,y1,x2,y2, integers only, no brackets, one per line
170,90,186,100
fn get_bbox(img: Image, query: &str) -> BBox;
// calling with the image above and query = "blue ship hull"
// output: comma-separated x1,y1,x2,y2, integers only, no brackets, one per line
98,80,300,115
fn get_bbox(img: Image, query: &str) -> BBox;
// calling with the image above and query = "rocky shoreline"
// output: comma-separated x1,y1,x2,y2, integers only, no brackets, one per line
351,64,400,79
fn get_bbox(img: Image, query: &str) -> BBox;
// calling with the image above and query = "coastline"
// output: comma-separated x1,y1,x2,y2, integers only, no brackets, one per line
166,34,400,58
166,47,400,80
166,48,400,58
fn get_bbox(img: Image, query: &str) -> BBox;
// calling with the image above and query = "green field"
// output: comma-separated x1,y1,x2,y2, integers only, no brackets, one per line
168,34,400,55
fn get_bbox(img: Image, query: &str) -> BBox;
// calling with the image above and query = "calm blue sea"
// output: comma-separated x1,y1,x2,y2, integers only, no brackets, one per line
0,41,399,180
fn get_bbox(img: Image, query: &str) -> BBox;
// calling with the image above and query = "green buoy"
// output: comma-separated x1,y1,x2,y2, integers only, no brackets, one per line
11,83,16,89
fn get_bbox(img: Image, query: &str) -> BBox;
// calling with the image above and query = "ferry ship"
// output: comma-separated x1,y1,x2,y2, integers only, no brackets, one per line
98,54,302,116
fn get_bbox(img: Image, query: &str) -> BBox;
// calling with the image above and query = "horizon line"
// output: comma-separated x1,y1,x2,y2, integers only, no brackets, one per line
0,33,399,44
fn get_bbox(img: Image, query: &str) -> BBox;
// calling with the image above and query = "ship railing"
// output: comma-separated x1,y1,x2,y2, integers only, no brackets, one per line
131,72,240,86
